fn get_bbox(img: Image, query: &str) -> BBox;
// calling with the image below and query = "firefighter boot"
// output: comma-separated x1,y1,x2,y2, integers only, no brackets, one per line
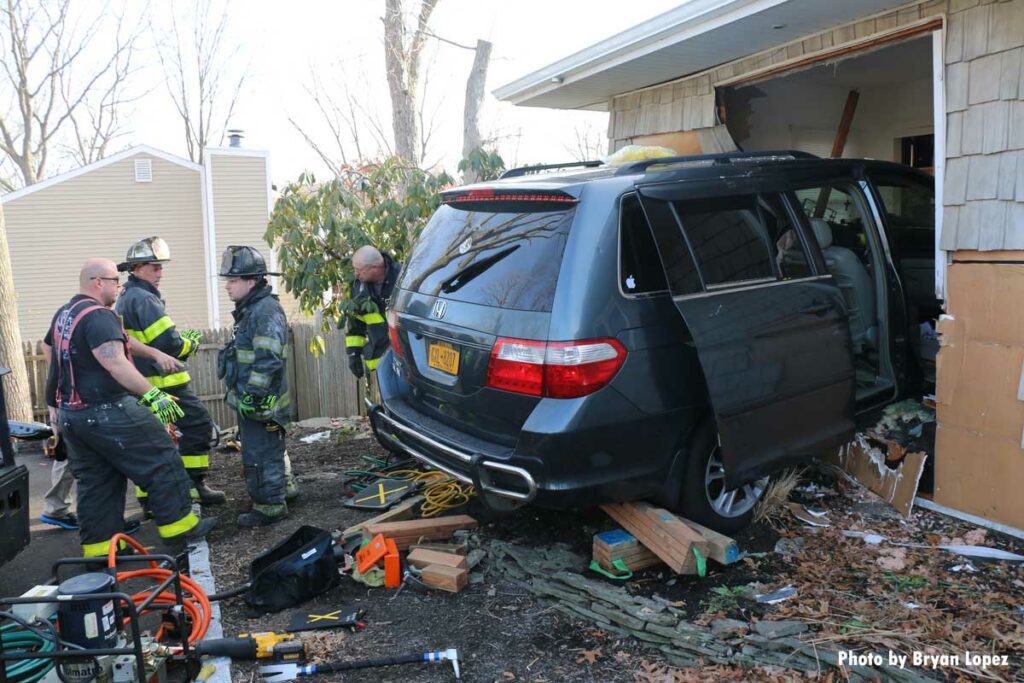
193,478,227,505
163,516,219,553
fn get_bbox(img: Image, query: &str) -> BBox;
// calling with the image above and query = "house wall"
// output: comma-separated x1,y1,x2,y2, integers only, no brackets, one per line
5,153,208,340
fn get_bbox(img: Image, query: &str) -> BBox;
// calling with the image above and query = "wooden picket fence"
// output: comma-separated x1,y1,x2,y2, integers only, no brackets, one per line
22,323,365,426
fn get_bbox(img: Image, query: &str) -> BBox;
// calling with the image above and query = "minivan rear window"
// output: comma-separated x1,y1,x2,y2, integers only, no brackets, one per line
400,204,575,312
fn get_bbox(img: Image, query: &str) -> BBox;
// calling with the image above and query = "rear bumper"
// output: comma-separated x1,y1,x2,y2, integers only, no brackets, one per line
369,401,538,503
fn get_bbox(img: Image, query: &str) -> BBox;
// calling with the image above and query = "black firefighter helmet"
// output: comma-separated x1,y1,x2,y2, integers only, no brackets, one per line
118,236,171,272
219,245,280,278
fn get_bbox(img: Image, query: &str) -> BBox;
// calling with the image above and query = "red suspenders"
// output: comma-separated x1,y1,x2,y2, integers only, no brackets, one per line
51,299,130,409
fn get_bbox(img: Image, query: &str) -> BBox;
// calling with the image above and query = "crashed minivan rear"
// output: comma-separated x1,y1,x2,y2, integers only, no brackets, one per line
371,152,937,532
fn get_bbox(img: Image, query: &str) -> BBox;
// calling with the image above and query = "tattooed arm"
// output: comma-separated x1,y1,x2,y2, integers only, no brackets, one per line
92,340,158,396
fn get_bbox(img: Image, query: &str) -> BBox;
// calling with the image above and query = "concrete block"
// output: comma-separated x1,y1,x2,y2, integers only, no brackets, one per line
968,53,1002,103
946,12,965,64
961,105,985,154
1000,48,1022,99
967,153,1000,199
962,5,992,61
945,156,970,204
947,111,964,158
1011,101,1024,150
940,205,961,250
998,152,1020,200
977,200,1009,250
982,100,1010,153
1006,202,1024,248
989,0,1024,52
956,201,982,249
946,61,970,111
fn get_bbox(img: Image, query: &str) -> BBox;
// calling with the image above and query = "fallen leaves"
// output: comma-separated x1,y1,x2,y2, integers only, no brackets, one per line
575,647,603,664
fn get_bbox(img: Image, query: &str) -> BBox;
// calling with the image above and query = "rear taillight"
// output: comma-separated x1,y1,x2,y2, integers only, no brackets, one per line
486,337,627,399
387,308,404,360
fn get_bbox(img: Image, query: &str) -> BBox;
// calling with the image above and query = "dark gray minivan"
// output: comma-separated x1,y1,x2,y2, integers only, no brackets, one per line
371,152,938,532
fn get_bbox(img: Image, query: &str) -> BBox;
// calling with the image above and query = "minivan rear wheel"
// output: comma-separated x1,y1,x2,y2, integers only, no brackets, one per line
679,419,769,534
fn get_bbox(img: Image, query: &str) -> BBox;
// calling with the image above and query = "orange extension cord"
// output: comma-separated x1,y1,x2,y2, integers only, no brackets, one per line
105,533,212,644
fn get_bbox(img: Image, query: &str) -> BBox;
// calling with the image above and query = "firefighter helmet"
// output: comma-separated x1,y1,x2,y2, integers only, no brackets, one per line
219,245,280,277
117,237,171,272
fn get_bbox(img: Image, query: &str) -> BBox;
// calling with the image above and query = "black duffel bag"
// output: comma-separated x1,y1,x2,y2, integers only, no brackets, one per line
246,526,340,613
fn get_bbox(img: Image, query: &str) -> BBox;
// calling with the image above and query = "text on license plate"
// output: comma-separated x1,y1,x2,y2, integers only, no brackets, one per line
427,341,460,374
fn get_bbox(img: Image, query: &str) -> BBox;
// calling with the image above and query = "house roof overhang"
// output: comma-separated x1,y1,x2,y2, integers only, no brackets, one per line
493,0,919,111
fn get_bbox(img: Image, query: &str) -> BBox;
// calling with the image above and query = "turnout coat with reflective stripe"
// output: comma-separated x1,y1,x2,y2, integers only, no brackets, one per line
115,275,195,388
345,253,401,371
219,284,291,426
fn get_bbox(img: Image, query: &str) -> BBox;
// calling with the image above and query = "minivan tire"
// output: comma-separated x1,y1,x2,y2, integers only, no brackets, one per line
678,418,769,535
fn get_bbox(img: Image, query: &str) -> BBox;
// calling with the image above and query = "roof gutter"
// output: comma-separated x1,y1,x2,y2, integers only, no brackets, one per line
493,0,785,106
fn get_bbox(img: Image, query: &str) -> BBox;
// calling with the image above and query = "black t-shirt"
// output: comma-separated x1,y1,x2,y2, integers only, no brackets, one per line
44,295,129,407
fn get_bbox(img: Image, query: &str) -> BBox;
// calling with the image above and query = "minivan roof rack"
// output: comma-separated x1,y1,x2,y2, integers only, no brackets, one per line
613,150,818,176
499,160,604,179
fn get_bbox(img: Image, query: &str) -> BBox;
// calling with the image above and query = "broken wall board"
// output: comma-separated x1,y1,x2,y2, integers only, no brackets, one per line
362,514,477,550
601,502,710,574
593,529,663,572
419,564,468,593
828,437,926,518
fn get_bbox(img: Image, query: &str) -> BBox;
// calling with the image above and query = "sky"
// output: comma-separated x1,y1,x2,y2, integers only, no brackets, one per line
122,0,685,187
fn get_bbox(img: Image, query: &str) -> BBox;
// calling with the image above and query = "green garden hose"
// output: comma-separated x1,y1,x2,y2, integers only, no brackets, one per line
1,621,56,683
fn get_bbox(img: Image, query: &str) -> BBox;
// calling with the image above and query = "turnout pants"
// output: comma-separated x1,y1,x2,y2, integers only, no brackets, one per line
239,417,288,518
60,397,198,556
136,383,214,501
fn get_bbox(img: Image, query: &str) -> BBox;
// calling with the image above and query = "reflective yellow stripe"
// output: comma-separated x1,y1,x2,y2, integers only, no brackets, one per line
139,316,175,343
135,486,148,498
181,454,209,469
125,329,146,342
356,312,386,325
253,335,283,355
237,349,255,363
177,338,195,358
249,371,271,388
146,371,191,388
345,335,367,348
82,538,126,557
158,511,199,538
365,356,382,370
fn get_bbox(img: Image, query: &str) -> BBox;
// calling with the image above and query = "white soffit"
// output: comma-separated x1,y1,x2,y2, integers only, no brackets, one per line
494,0,918,110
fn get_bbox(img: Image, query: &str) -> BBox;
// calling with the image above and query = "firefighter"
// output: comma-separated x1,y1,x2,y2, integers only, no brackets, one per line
44,258,216,556
218,246,295,527
344,246,402,400
115,237,226,507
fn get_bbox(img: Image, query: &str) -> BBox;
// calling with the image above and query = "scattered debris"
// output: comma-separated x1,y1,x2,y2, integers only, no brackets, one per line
299,431,331,444
787,503,831,527
753,586,797,604
773,537,805,556
827,435,927,517
753,468,802,524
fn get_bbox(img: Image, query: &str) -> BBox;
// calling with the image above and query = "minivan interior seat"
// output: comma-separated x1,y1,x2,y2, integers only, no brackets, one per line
807,218,877,353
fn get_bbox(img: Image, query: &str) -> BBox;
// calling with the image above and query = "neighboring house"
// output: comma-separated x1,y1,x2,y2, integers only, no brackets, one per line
497,0,1024,530
3,144,279,340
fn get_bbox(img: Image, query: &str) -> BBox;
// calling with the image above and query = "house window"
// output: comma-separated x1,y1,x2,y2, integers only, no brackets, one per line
134,159,153,182
898,134,934,171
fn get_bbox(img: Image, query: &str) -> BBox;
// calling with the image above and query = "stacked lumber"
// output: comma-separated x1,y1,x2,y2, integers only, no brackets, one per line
600,502,739,575
408,546,469,593
592,529,662,572
361,514,477,550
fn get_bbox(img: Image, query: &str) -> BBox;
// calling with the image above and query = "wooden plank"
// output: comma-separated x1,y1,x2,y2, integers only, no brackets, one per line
679,520,741,565
362,514,477,550
593,529,663,571
408,542,467,556
420,564,468,593
341,495,424,537
407,548,468,570
602,502,710,574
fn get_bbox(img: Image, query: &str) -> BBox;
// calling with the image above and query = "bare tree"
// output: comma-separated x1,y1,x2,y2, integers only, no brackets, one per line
382,0,438,165
565,121,607,162
154,0,245,164
0,203,30,421
0,0,141,190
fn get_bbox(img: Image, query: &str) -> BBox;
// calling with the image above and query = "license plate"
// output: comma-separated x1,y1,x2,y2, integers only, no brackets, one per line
427,341,460,375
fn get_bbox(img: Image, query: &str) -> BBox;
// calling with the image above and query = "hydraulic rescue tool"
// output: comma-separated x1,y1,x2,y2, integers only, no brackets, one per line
191,632,306,661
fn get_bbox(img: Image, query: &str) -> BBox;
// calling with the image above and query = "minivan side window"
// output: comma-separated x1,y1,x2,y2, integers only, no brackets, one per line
619,194,669,295
673,195,777,287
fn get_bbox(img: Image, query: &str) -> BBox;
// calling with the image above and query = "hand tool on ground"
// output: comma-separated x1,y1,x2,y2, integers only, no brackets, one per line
260,648,461,682
192,632,305,661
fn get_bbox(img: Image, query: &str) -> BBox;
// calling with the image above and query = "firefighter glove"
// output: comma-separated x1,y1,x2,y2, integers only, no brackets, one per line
139,387,184,425
347,352,364,379
180,329,203,356
238,393,276,418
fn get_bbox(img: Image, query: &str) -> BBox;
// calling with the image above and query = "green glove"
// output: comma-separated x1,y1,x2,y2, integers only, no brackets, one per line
239,393,278,419
139,387,184,425
180,329,202,358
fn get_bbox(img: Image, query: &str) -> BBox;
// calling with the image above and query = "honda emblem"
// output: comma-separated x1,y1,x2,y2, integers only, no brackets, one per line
432,300,447,319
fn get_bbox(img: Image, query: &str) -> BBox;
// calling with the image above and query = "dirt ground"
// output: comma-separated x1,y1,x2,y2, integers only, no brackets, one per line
198,422,1024,683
